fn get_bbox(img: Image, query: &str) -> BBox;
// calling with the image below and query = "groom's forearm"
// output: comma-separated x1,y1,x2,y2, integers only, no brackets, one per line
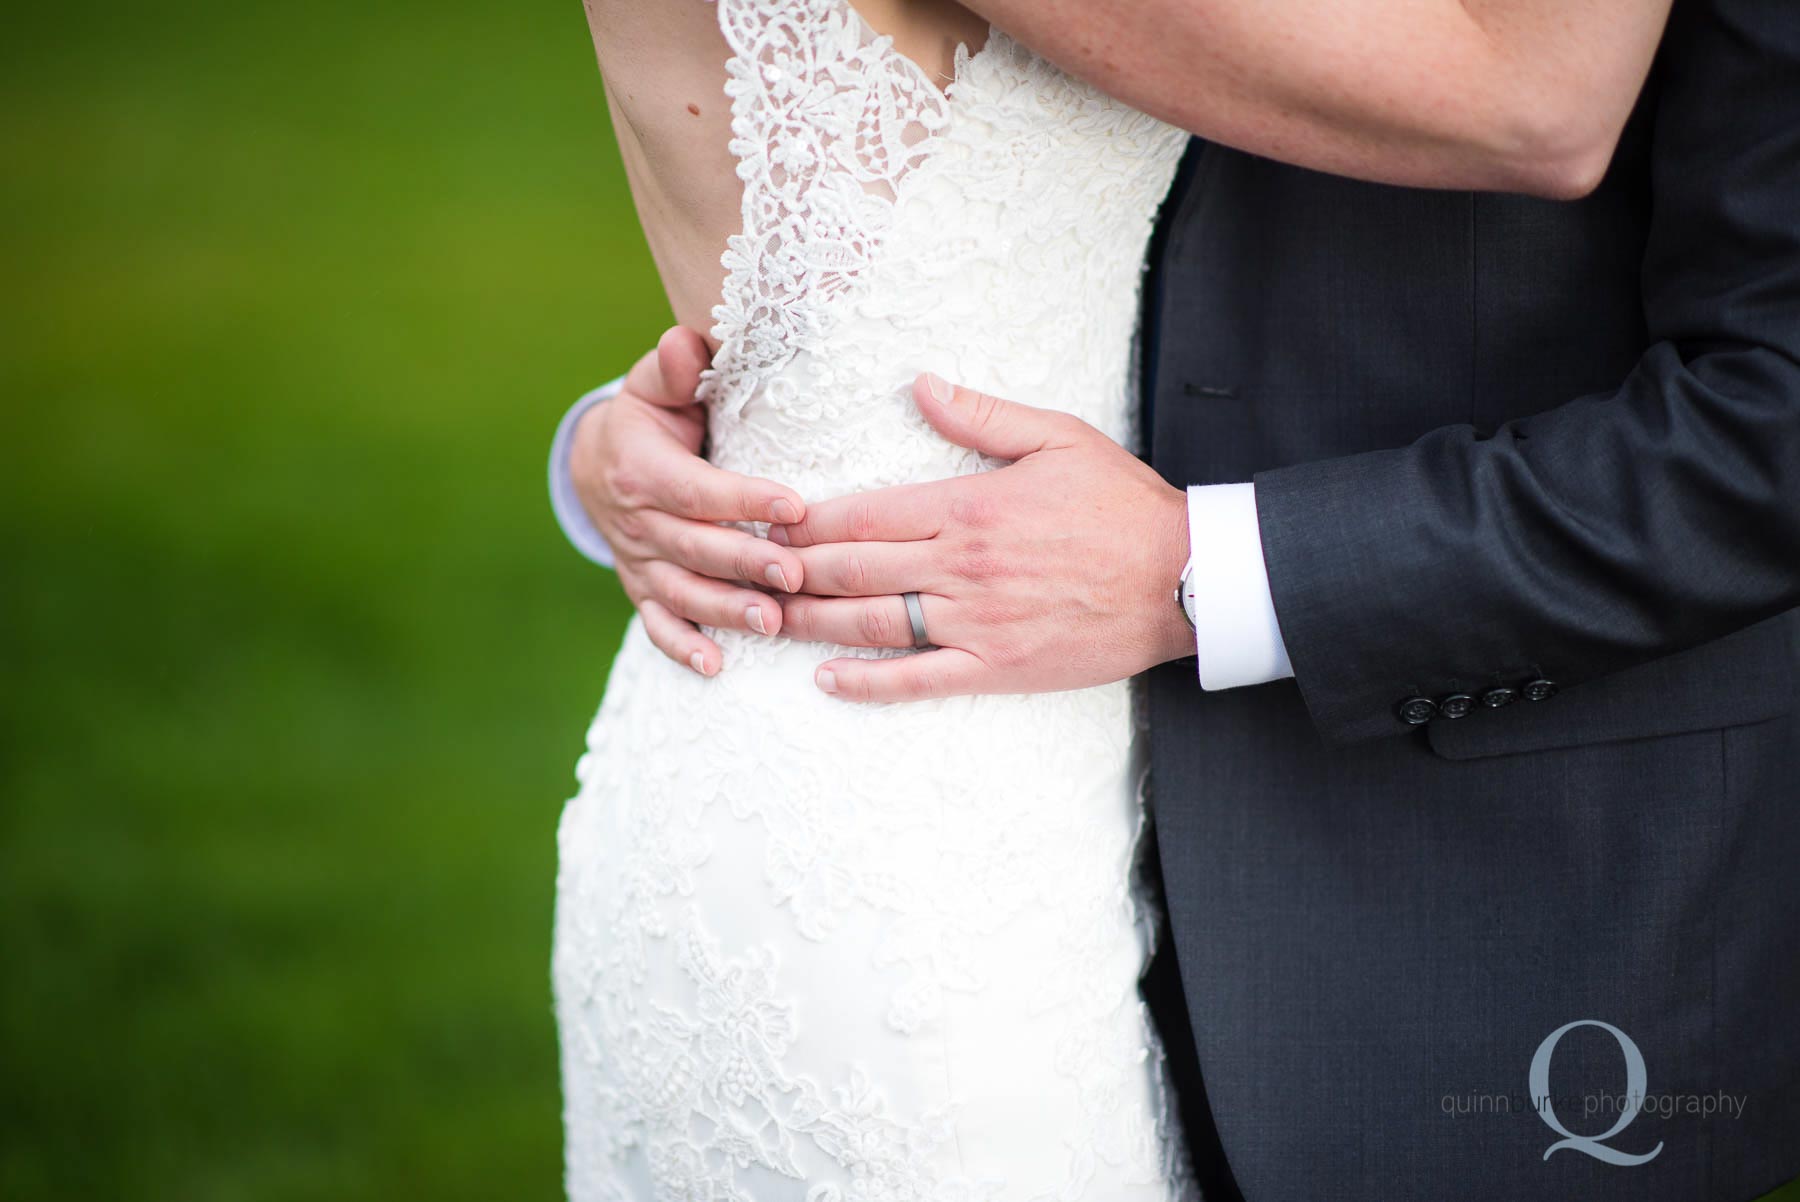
962,0,1667,198
1247,0,1800,746
1255,341,1800,744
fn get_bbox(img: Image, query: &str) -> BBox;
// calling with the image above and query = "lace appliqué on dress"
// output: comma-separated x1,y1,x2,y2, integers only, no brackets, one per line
554,1,1195,1199
703,0,958,419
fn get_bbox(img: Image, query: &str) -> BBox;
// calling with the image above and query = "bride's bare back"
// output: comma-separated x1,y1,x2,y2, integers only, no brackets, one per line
581,0,989,345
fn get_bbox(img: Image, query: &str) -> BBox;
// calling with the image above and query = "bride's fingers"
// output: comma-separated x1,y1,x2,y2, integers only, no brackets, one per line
638,598,720,677
778,593,940,650
641,559,786,638
642,510,804,593
814,646,986,703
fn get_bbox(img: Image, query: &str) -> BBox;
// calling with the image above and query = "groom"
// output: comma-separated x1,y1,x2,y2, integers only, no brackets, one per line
549,1,1800,1198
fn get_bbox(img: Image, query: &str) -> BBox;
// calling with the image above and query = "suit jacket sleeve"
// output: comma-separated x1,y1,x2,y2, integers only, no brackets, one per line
1251,0,1800,745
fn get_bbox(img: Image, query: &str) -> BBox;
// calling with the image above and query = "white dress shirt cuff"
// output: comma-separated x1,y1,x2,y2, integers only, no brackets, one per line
549,378,625,568
1186,482,1295,690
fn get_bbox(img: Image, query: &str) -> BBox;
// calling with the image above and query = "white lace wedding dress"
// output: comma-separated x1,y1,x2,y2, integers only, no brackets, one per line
552,2,1192,1198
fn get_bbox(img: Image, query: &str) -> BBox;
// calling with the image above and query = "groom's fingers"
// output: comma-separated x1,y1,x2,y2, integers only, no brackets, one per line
769,482,945,549
638,509,804,593
639,559,787,638
779,593,940,649
634,443,807,527
912,372,1081,460
637,598,721,678
623,326,710,410
650,326,710,406
815,646,987,703
782,540,944,598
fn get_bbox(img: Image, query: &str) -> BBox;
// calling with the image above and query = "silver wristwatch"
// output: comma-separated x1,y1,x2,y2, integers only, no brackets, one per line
1176,557,1199,631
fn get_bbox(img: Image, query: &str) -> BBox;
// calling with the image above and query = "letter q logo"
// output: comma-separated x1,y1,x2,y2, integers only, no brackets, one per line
1529,1020,1664,1166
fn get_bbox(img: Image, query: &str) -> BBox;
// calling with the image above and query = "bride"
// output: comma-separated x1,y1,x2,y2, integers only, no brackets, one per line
552,1,1667,1198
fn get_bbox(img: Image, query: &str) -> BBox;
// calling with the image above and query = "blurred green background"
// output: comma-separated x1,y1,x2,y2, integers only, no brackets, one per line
2,3,1796,1202
1,0,653,1197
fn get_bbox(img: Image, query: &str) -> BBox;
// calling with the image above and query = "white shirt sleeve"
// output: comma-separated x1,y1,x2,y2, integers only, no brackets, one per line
549,378,625,568
1185,482,1296,690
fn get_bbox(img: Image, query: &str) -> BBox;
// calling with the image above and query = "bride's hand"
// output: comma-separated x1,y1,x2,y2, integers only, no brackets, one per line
574,327,809,676
772,374,1196,701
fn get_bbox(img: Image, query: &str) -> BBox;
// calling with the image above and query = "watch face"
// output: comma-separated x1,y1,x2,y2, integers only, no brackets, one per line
1179,560,1200,628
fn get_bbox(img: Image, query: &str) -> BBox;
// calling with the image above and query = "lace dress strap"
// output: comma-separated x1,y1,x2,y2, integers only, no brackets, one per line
704,0,961,415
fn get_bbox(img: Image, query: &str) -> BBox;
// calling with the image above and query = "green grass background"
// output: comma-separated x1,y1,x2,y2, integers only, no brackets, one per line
1,1,653,1197
1,2,1795,1200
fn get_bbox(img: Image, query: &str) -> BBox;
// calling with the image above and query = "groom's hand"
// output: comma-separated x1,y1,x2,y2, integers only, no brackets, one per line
774,374,1195,701
574,327,808,676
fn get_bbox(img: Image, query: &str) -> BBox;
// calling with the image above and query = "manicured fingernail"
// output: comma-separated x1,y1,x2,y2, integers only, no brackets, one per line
746,605,767,635
770,498,799,524
923,372,954,406
765,562,791,591
768,526,792,547
689,652,708,675
816,668,837,694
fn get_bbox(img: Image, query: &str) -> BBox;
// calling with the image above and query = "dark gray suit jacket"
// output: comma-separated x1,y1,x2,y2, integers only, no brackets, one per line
1138,1,1800,1198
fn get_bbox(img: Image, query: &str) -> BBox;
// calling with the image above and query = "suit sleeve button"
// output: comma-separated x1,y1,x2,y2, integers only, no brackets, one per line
1522,678,1558,702
1480,685,1518,709
1397,696,1439,725
1438,693,1475,719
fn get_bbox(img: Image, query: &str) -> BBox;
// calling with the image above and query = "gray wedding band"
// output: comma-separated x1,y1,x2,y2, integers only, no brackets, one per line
902,591,931,649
